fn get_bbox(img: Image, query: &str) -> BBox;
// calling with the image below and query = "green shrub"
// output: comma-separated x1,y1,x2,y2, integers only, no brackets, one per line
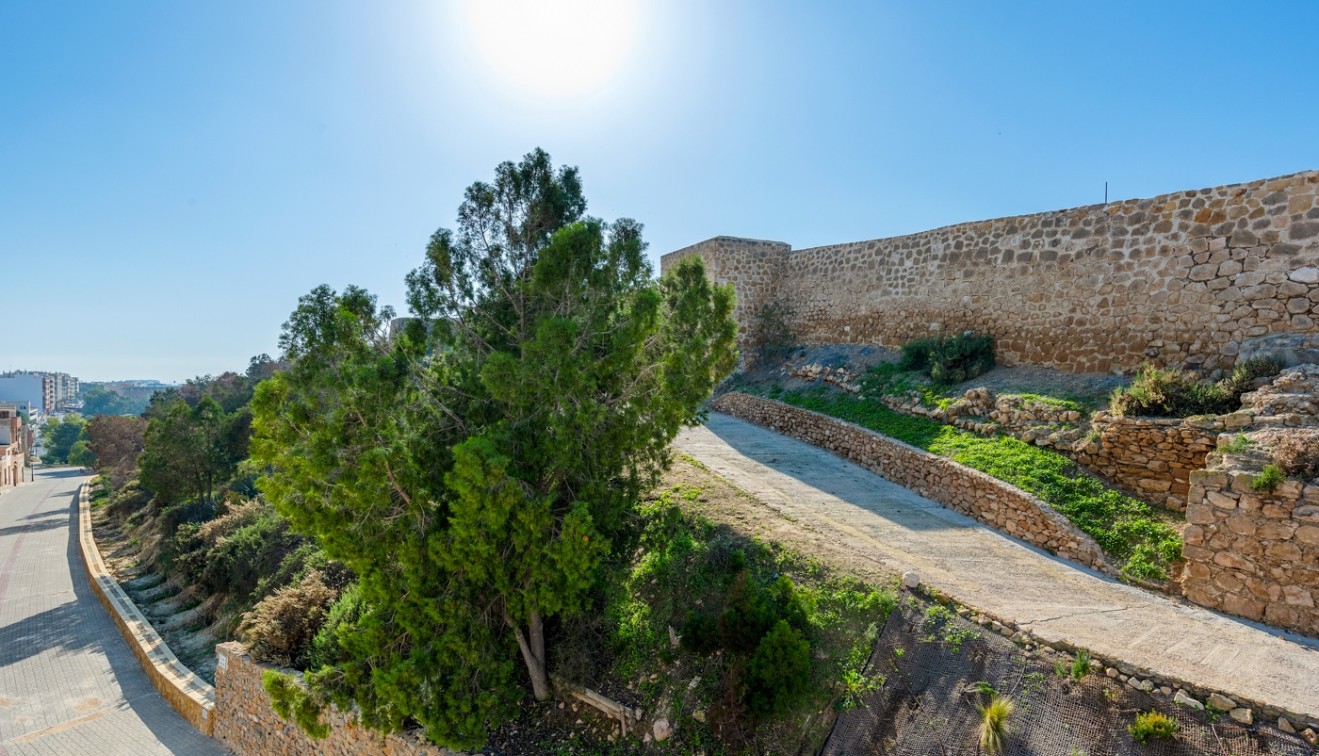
199,510,305,599
899,336,941,372
718,571,808,653
158,498,217,539
680,610,722,654
105,481,152,522
1219,356,1285,399
1112,358,1282,418
745,620,812,719
1128,710,1178,744
1251,464,1285,492
1069,649,1091,681
1218,434,1253,454
929,332,996,385
263,670,330,738
895,333,995,385
306,582,365,670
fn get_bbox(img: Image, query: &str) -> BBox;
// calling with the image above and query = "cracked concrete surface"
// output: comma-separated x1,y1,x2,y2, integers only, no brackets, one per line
675,413,1319,721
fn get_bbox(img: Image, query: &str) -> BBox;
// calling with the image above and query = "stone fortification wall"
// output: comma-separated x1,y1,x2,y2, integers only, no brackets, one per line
710,393,1112,572
664,170,1319,374
664,237,789,359
213,642,457,756
1182,466,1319,638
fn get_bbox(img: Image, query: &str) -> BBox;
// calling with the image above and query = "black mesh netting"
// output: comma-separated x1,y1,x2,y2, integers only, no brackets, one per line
822,603,1314,756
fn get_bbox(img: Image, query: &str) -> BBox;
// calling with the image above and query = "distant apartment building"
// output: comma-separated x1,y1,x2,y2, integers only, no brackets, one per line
0,370,81,413
0,403,26,488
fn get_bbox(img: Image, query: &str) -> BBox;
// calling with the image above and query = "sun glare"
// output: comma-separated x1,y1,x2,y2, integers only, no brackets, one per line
462,0,642,100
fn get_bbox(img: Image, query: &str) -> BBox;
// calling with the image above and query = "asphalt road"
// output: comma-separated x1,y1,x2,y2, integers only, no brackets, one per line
0,470,226,755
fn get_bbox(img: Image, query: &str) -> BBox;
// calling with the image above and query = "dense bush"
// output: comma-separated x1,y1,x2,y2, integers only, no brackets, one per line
241,569,342,667
898,336,941,372
745,620,812,718
158,498,217,539
105,480,152,522
306,582,366,670
199,511,303,598
1111,358,1282,418
1274,431,1319,481
896,332,995,385
717,572,809,653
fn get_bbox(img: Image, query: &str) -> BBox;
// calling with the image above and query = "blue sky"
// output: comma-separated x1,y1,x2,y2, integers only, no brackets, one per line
3,1,1317,383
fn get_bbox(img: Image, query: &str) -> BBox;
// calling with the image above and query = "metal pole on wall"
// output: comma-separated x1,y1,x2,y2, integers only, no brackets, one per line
1105,181,1108,204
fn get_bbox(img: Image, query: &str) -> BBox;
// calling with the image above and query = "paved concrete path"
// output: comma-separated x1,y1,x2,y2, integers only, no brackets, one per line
0,470,226,755
676,414,1319,721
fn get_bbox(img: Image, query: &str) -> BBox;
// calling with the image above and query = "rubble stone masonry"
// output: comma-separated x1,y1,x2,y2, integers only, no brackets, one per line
1182,469,1319,638
664,171,1319,374
213,642,456,756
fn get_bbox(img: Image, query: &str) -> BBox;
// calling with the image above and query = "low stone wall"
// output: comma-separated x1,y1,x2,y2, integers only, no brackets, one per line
77,484,217,735
1182,468,1319,638
213,642,457,756
1074,414,1226,511
710,393,1112,572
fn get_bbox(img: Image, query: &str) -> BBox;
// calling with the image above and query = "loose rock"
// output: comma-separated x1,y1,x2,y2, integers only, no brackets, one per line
1174,690,1205,710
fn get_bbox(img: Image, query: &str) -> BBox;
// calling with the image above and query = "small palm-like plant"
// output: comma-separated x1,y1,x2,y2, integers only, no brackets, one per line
979,694,1014,755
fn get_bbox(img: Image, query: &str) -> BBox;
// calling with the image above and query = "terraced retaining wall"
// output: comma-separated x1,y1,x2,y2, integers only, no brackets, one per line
77,484,216,735
664,170,1319,374
1183,468,1319,638
213,642,455,756
1074,414,1225,511
710,392,1112,572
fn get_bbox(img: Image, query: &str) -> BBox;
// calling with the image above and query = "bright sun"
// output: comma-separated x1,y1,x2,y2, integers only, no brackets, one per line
462,0,642,99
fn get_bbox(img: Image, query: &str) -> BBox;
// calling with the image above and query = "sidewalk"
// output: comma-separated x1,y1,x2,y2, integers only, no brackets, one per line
674,413,1319,723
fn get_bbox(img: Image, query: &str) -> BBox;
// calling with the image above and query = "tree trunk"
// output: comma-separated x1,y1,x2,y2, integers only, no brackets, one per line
511,610,551,701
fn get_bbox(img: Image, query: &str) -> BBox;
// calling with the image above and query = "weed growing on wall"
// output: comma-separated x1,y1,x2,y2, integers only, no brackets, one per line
1273,431,1319,481
749,300,797,367
1111,358,1282,418
777,389,1184,580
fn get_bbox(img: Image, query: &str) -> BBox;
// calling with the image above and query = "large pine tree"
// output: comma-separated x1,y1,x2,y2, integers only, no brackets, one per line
250,149,737,748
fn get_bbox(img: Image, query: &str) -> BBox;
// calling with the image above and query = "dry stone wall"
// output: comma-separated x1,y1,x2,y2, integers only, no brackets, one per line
664,171,1319,374
711,392,1112,572
213,642,458,756
1074,415,1224,511
1182,467,1319,638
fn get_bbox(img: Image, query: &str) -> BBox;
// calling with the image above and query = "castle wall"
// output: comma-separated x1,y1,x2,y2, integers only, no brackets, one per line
663,171,1319,374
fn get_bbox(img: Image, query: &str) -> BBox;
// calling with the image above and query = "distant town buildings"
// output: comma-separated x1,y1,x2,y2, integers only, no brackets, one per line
0,370,81,414
0,403,29,488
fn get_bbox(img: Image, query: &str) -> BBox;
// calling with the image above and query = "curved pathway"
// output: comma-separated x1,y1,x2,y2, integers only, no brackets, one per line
675,413,1319,722
0,469,226,755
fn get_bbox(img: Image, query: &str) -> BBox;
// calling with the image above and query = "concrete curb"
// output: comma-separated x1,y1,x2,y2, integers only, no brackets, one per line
76,483,217,736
